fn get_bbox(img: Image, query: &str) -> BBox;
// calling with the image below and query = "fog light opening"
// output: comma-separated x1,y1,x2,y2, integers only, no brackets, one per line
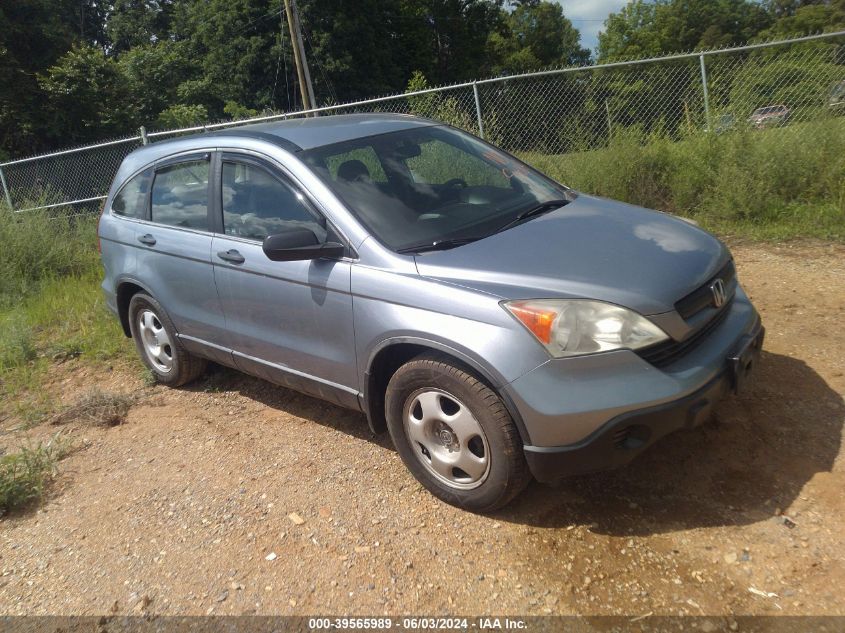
614,424,651,450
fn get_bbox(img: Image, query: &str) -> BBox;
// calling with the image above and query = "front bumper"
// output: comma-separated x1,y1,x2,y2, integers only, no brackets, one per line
503,287,764,482
526,324,763,482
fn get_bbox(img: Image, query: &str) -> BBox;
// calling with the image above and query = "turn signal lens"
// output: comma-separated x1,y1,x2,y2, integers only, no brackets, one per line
507,302,558,344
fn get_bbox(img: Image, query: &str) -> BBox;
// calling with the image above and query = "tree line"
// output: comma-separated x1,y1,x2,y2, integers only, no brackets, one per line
1,0,843,159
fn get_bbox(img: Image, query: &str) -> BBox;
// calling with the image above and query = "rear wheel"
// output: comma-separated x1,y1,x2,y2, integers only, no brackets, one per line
128,293,206,386
385,352,530,512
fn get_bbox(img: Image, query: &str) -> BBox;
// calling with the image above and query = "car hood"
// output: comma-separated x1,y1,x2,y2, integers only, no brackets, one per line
414,194,729,315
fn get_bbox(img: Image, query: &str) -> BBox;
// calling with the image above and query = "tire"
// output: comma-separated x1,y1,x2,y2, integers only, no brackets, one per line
128,293,206,387
385,352,531,512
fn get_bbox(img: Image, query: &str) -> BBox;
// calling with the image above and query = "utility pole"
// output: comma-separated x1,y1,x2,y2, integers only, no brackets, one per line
283,0,317,114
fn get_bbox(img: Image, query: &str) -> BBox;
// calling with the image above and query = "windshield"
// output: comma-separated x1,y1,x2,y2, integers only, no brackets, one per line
300,125,567,252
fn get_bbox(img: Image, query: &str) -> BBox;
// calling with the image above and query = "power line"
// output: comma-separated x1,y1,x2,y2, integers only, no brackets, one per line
231,7,284,37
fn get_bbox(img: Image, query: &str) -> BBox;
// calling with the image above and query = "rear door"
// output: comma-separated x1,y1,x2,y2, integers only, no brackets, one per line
210,152,358,407
134,152,230,364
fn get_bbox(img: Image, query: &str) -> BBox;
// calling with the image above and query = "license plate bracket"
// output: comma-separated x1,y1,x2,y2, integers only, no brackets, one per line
728,325,765,394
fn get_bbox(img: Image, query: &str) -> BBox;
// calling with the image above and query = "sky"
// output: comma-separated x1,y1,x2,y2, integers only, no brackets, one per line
555,0,630,53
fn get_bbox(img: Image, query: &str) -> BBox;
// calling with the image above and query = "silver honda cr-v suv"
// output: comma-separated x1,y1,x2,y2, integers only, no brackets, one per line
99,114,763,512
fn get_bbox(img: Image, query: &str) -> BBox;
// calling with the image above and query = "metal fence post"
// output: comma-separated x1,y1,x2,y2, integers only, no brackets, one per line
699,54,712,132
605,99,613,140
139,126,149,145
472,81,485,139
0,165,13,210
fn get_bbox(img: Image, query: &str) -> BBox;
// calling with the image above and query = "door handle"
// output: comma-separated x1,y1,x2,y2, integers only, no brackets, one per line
137,234,156,246
217,249,245,264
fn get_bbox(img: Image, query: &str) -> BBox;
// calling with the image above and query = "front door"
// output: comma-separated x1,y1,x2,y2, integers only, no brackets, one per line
210,152,358,408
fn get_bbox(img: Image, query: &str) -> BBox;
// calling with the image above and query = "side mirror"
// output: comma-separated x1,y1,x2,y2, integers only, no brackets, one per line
262,228,345,262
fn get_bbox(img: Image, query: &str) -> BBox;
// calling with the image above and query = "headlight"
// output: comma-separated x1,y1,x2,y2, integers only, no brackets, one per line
503,299,669,358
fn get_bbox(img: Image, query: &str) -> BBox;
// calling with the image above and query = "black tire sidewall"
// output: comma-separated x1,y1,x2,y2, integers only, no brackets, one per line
128,293,186,386
386,359,526,512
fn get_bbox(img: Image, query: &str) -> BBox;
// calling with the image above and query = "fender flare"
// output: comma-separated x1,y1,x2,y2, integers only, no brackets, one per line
362,336,532,445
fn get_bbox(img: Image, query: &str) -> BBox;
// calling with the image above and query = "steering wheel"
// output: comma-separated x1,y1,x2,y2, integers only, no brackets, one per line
443,178,468,189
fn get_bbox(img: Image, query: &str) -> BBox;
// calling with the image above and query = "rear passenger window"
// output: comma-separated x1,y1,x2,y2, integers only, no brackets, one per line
151,160,209,230
222,161,325,242
112,168,151,219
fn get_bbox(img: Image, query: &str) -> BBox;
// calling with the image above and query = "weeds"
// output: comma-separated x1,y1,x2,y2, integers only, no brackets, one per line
0,433,72,516
51,390,136,427
0,313,35,371
0,209,131,411
521,118,845,241
0,210,99,308
139,367,157,388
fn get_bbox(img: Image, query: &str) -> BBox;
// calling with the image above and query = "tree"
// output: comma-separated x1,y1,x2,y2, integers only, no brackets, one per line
299,0,408,102
598,0,773,61
763,0,844,17
398,0,507,83
0,0,597,156
490,1,590,74
0,0,107,155
156,103,208,128
729,51,842,118
759,0,845,38
38,45,138,145
106,0,175,53
118,40,200,127
405,71,478,133
169,0,291,116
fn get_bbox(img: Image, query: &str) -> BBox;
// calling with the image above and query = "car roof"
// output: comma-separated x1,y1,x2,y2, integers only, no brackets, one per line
113,113,442,189
161,113,438,153
233,113,439,150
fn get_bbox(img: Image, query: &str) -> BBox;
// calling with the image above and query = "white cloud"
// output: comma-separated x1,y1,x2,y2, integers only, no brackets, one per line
553,0,629,54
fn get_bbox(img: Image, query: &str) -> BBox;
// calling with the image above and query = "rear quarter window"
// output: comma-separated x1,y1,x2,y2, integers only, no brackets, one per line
111,168,152,219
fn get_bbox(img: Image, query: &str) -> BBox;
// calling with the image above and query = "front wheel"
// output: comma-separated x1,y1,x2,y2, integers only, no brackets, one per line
385,353,531,512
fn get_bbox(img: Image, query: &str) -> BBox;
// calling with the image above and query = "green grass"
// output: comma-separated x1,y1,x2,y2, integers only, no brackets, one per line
0,210,132,423
0,278,130,424
0,433,72,515
519,117,845,242
0,210,101,308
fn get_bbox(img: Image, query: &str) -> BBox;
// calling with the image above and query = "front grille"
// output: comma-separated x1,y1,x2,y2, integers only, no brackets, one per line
638,299,732,368
675,259,736,320
637,259,738,368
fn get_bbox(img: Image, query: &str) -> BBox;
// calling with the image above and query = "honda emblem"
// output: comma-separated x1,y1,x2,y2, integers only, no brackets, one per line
710,278,727,308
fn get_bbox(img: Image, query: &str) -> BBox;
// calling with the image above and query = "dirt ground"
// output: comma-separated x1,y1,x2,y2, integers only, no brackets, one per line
0,241,843,619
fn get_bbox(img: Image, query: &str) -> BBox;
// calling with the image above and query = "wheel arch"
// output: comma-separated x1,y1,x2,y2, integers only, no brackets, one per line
115,278,154,337
363,338,532,445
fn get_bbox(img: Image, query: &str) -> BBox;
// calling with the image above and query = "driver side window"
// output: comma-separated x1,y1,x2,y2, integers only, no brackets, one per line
221,161,326,242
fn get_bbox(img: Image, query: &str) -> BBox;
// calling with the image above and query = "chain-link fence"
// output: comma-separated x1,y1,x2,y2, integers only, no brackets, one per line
1,30,843,214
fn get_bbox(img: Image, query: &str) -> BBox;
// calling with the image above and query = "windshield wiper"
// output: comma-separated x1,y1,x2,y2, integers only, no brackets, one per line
396,236,483,254
494,198,570,235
